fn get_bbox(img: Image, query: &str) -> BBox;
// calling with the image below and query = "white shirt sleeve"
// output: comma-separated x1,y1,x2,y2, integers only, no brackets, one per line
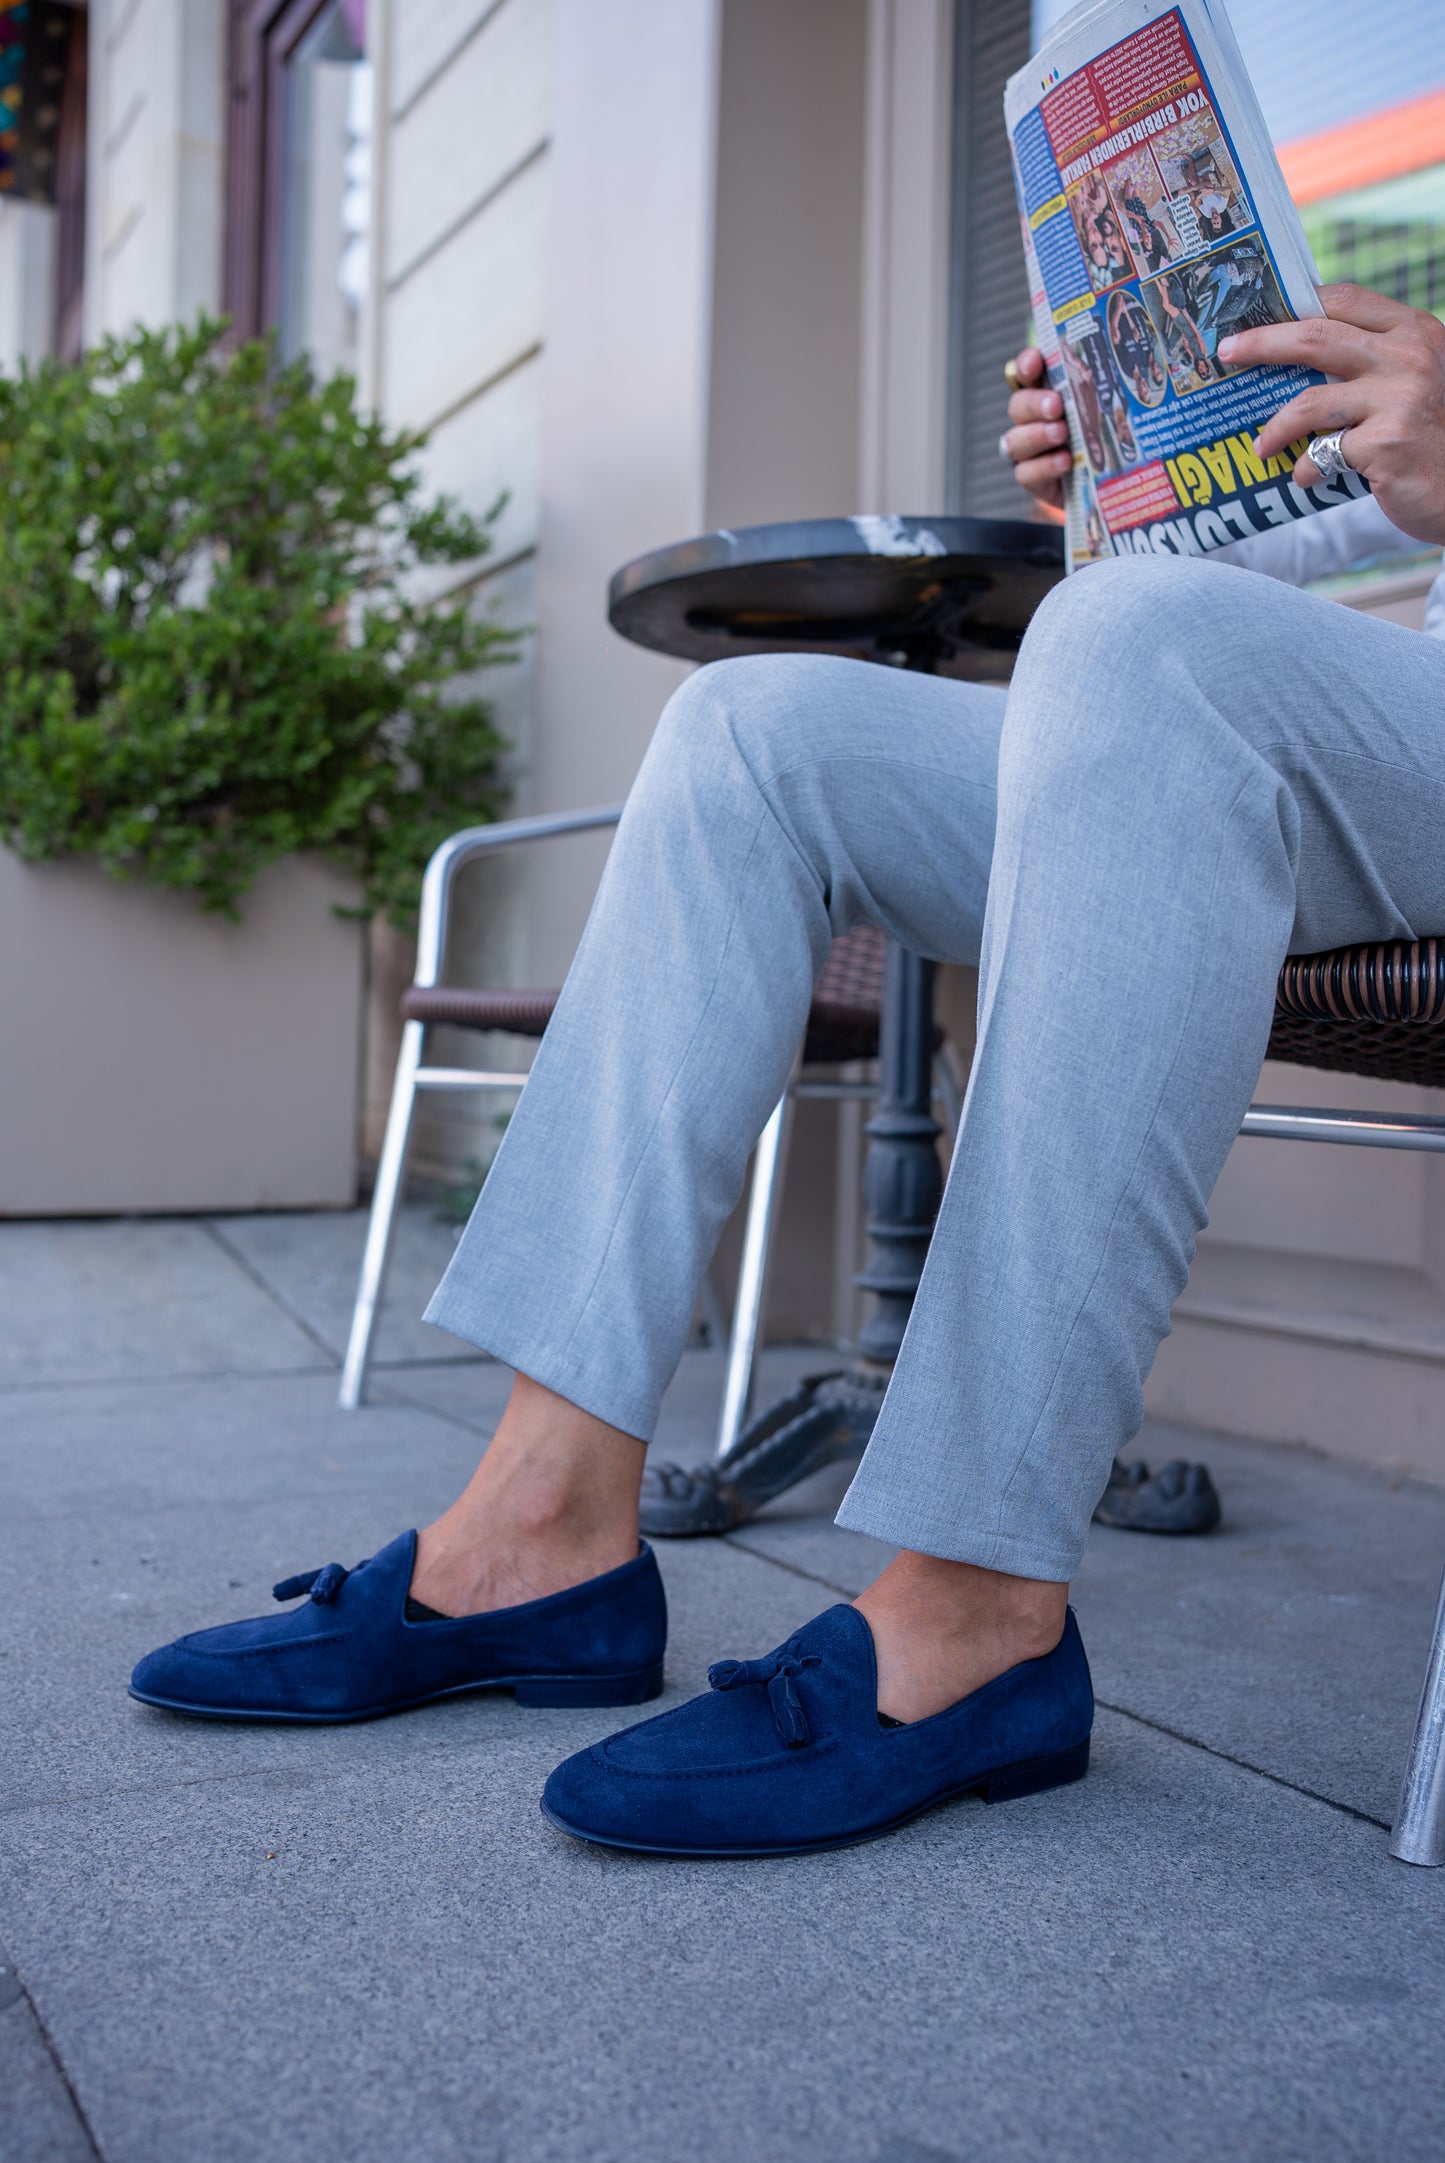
1425,568,1445,639
1208,494,1437,588
1209,497,1445,639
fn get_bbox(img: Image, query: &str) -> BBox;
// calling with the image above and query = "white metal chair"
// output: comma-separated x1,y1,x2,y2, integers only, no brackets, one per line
340,807,622,1412
339,807,955,1453
1240,941,1445,1866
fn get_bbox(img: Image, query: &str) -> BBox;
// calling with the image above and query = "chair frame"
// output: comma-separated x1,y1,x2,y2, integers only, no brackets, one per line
339,807,624,1414
341,809,1445,1869
340,809,956,1439
1233,1102,1445,1866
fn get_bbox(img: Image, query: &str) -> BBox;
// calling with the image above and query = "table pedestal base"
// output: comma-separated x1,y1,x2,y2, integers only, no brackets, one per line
640,1364,885,1537
635,938,1211,1548
644,932,935,1540
639,1377,1221,1537
639,937,1221,1542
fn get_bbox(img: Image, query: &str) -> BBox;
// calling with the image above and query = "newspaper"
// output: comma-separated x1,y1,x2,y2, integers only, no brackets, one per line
1006,0,1370,569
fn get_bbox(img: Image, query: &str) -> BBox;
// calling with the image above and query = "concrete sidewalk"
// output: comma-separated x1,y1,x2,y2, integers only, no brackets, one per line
2,1207,1443,2163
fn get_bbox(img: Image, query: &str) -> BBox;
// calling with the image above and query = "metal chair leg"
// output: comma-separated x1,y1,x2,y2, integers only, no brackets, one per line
339,1019,425,1409
715,1091,795,1460
1390,1559,1445,1865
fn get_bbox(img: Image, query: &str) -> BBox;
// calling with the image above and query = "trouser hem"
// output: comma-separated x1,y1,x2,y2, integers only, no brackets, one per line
421,1289,659,1443
832,1489,1079,1582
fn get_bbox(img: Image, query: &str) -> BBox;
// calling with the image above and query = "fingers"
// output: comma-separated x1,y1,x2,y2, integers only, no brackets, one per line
1217,316,1377,378
1289,444,1335,490
1008,384,1064,428
1292,422,1369,488
1007,348,1069,507
1011,450,1072,505
1006,418,1071,463
1316,282,1417,333
1253,381,1372,461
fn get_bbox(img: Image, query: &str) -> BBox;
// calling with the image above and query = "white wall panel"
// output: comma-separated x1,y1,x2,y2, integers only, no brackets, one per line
410,355,544,572
381,153,546,431
705,0,867,528
859,0,954,512
387,0,551,281
0,202,55,367
87,0,224,339
367,0,555,1173
389,0,510,118
530,0,717,794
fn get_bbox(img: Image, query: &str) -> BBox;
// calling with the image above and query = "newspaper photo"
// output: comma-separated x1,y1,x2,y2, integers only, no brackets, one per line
1006,0,1372,569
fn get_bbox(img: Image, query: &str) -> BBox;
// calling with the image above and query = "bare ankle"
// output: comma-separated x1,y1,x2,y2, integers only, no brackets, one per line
854,1552,1067,1725
411,1374,645,1618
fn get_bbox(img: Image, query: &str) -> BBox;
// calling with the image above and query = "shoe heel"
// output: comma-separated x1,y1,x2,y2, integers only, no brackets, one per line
514,1661,665,1709
979,1738,1090,1804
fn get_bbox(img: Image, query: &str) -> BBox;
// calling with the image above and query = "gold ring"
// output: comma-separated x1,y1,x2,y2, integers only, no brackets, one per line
1004,358,1023,393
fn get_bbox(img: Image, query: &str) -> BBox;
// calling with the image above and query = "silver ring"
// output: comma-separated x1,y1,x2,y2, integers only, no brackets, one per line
998,431,1014,464
1307,429,1354,485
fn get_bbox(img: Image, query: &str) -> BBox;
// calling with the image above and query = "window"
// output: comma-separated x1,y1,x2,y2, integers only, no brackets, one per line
276,1,370,376
1242,0,1445,327
945,0,1035,517
52,0,86,361
0,0,86,362
225,0,371,374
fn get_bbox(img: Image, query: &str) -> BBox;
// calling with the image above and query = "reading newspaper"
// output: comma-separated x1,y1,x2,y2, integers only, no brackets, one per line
1006,0,1370,569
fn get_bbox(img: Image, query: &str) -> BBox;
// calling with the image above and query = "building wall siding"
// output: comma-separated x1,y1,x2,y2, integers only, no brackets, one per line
705,0,868,528
85,0,225,341
0,202,56,368
389,0,513,112
381,157,548,435
386,0,550,277
858,0,955,513
366,0,555,1172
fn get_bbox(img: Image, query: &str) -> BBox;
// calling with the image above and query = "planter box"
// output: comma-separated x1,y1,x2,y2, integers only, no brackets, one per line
0,847,364,1215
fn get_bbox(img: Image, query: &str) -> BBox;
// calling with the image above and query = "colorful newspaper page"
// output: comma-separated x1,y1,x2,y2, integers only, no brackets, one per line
1007,0,1369,568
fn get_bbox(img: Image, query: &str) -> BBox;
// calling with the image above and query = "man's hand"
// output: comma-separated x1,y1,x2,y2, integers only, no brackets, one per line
1002,348,1070,523
1226,284,1445,546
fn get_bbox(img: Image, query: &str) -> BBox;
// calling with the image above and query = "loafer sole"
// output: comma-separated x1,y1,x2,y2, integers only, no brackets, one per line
541,1735,1089,1857
128,1658,666,1725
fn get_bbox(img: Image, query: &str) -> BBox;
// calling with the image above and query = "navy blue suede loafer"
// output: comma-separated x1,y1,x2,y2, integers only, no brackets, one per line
129,1532,666,1723
541,1602,1092,1857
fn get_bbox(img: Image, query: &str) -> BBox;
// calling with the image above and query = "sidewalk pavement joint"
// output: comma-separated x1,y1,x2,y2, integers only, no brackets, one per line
199,1218,344,1369
0,1937,103,2162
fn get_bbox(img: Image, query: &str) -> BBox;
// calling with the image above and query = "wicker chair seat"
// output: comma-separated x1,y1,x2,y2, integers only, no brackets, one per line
403,933,1445,1089
1268,938,1445,1087
400,924,929,1068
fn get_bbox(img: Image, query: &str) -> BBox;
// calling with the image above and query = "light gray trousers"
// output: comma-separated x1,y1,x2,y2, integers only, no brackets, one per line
427,554,1445,1579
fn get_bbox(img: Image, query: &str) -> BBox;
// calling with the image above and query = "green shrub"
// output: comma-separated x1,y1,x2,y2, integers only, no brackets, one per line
0,316,513,922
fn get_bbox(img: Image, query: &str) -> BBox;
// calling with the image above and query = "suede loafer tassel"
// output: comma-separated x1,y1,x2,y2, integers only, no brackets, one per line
129,1532,666,1722
541,1603,1092,1857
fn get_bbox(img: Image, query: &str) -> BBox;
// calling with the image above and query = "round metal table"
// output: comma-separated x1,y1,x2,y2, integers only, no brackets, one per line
608,514,1068,1535
608,512,1063,681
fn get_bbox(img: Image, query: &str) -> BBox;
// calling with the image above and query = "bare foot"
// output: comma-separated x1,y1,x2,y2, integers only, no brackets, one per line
410,1374,646,1617
853,1551,1067,1724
